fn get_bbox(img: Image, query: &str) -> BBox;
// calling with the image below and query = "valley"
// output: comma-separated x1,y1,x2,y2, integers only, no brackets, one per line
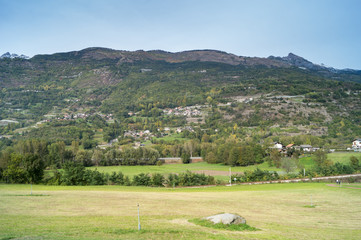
1,48,361,187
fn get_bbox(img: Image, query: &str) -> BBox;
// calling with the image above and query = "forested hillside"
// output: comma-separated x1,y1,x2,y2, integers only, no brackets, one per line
0,48,361,179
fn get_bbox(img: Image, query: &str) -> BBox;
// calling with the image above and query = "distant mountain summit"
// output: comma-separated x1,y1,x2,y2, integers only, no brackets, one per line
268,53,328,71
1,52,29,59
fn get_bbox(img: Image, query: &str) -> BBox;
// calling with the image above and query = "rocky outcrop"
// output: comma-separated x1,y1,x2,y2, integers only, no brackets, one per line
204,213,246,225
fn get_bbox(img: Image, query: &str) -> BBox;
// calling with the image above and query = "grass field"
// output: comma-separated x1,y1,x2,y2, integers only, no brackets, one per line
0,183,360,239
327,152,361,164
88,161,281,181
298,152,361,170
88,152,360,181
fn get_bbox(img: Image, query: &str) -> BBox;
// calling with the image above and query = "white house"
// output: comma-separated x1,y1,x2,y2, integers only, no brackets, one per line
352,139,361,149
274,143,283,149
300,144,313,152
271,142,283,151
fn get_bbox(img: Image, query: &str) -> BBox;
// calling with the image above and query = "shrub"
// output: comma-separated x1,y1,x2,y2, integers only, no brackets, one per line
123,176,131,186
350,156,360,170
84,169,106,185
238,168,279,182
44,169,62,185
151,173,165,187
178,170,215,186
61,161,86,185
182,153,191,164
61,162,106,185
109,171,124,185
167,173,179,187
133,173,151,186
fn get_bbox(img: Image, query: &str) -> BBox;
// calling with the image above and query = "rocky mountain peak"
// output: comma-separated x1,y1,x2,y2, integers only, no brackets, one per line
268,52,328,71
0,52,29,59
283,53,313,66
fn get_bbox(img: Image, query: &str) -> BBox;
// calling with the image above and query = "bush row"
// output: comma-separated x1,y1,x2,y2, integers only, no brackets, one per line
231,161,360,183
44,162,215,187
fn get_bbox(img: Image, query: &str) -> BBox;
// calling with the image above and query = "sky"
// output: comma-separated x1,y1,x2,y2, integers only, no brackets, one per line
0,0,360,69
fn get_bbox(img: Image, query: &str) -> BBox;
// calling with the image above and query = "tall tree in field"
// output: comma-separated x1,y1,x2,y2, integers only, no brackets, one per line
228,146,240,166
270,149,281,168
184,139,198,157
205,151,217,164
313,149,332,167
24,154,45,184
47,141,66,167
92,149,104,166
281,158,297,173
71,141,79,155
350,156,360,170
75,150,92,167
240,145,255,166
3,153,26,183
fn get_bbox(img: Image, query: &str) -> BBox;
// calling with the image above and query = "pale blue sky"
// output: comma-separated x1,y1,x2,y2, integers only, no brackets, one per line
0,0,360,69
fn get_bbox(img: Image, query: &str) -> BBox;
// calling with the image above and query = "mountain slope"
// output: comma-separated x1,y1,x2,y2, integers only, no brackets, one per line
0,47,360,148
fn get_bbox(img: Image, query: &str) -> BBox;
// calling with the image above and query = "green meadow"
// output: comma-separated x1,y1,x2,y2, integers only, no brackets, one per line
298,152,361,170
327,152,361,164
88,161,280,181
1,183,360,240
87,152,360,181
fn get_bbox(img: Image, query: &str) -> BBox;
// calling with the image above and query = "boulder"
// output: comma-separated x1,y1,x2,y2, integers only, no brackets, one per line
204,213,246,225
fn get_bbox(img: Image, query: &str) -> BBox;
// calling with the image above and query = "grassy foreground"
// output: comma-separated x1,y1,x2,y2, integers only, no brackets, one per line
0,183,360,239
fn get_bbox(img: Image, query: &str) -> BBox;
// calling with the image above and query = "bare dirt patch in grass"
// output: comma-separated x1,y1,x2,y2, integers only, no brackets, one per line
192,170,242,176
169,218,195,226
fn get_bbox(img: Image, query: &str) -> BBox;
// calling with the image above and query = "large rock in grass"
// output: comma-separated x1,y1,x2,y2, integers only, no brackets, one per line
205,213,246,225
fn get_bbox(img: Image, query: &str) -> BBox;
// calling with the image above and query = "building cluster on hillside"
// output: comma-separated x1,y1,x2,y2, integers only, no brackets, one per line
162,126,194,133
124,126,195,140
163,105,207,117
140,68,152,73
124,130,154,140
59,113,113,121
21,89,43,93
270,142,321,154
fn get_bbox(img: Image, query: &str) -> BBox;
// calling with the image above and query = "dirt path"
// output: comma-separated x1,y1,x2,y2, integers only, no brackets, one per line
192,170,242,176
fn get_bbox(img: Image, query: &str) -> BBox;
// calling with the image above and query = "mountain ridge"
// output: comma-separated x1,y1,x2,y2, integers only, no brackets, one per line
26,47,359,72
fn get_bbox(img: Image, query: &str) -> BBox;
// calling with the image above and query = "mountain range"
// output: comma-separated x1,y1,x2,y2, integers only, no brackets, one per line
3,48,359,83
29,47,361,73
